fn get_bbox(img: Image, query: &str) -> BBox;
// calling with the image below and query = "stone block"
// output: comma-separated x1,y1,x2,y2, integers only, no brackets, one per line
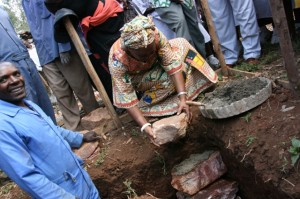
152,113,188,145
74,142,99,160
80,107,112,130
176,179,238,199
73,131,99,160
171,151,227,195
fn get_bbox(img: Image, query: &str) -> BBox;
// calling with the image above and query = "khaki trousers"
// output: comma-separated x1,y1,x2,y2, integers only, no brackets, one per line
43,51,99,130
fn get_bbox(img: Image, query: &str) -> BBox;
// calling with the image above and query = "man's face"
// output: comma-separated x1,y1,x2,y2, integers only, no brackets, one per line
0,63,26,104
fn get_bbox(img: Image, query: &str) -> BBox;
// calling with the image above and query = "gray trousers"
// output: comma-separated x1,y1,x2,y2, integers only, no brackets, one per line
43,51,99,130
155,2,206,57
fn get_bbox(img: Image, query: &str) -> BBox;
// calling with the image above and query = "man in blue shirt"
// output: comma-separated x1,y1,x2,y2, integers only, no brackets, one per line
22,0,99,130
0,61,100,199
0,6,56,123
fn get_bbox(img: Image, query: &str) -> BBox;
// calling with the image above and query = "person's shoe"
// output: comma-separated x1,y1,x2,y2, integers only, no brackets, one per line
245,58,259,65
271,30,279,44
207,55,220,70
260,26,272,44
226,64,235,68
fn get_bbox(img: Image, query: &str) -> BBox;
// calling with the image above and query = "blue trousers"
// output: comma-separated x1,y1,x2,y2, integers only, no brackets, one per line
208,0,261,64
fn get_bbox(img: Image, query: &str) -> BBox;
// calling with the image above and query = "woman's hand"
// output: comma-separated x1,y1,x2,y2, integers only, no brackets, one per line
143,126,160,147
177,99,192,123
127,106,159,146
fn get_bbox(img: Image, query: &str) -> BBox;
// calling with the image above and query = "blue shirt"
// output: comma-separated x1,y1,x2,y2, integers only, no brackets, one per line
0,6,29,61
22,0,71,65
0,99,99,199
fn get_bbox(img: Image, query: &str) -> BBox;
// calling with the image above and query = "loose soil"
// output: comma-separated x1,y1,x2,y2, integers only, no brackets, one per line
2,55,300,199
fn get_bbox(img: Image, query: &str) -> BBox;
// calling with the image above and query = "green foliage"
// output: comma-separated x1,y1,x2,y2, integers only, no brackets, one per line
0,182,14,195
279,157,289,173
241,113,252,123
123,179,137,199
260,52,280,65
218,73,223,81
1,0,29,32
155,151,167,175
235,62,262,72
95,148,107,167
245,135,256,147
288,138,300,166
130,128,139,137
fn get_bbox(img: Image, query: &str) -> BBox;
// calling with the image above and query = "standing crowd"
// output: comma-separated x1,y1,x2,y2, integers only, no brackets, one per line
0,0,299,198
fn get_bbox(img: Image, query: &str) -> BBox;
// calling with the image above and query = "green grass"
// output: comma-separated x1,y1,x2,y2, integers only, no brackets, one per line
0,182,14,195
95,147,107,167
235,62,263,72
123,179,137,198
241,113,252,123
130,128,139,137
288,138,300,166
155,151,167,175
245,135,257,147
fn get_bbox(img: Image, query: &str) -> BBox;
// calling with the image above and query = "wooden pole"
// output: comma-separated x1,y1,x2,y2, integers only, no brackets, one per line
200,0,229,77
282,0,296,38
62,17,123,128
269,0,300,92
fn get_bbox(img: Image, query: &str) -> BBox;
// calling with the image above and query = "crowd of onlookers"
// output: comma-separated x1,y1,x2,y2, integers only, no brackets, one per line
0,0,300,198
2,0,300,131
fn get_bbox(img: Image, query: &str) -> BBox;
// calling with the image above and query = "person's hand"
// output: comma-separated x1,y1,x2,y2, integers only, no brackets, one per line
144,7,155,16
143,126,160,147
59,52,71,65
177,100,192,123
170,0,183,4
83,131,100,142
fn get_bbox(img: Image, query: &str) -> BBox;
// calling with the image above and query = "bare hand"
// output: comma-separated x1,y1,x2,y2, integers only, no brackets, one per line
177,101,192,123
59,51,71,65
143,126,160,147
83,131,100,142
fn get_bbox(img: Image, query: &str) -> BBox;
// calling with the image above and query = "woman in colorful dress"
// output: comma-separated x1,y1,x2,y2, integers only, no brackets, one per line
108,16,217,144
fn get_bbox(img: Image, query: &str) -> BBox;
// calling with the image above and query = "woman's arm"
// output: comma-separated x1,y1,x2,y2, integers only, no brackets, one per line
126,105,157,142
170,71,192,122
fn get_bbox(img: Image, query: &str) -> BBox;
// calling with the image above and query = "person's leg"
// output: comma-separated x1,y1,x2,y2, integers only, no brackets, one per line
43,60,81,130
155,3,194,45
207,0,239,65
151,12,176,40
59,51,99,114
182,4,206,57
230,0,261,61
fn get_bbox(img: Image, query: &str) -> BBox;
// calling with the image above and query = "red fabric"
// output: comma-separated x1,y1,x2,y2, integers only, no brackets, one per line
81,0,123,36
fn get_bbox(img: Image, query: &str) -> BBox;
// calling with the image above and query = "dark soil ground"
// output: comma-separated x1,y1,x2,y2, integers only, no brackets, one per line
1,44,300,199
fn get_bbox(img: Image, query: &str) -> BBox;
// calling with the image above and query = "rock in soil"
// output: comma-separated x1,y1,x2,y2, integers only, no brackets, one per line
171,151,227,195
176,179,238,199
80,107,112,130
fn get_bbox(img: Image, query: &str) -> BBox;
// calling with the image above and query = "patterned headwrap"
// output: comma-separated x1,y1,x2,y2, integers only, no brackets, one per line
120,16,156,49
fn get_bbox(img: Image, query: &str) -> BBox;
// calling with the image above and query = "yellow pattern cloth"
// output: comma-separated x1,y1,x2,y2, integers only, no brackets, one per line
121,16,155,49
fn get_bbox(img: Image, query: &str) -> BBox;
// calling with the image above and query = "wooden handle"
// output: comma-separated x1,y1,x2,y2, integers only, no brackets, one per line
200,0,228,77
186,101,205,107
